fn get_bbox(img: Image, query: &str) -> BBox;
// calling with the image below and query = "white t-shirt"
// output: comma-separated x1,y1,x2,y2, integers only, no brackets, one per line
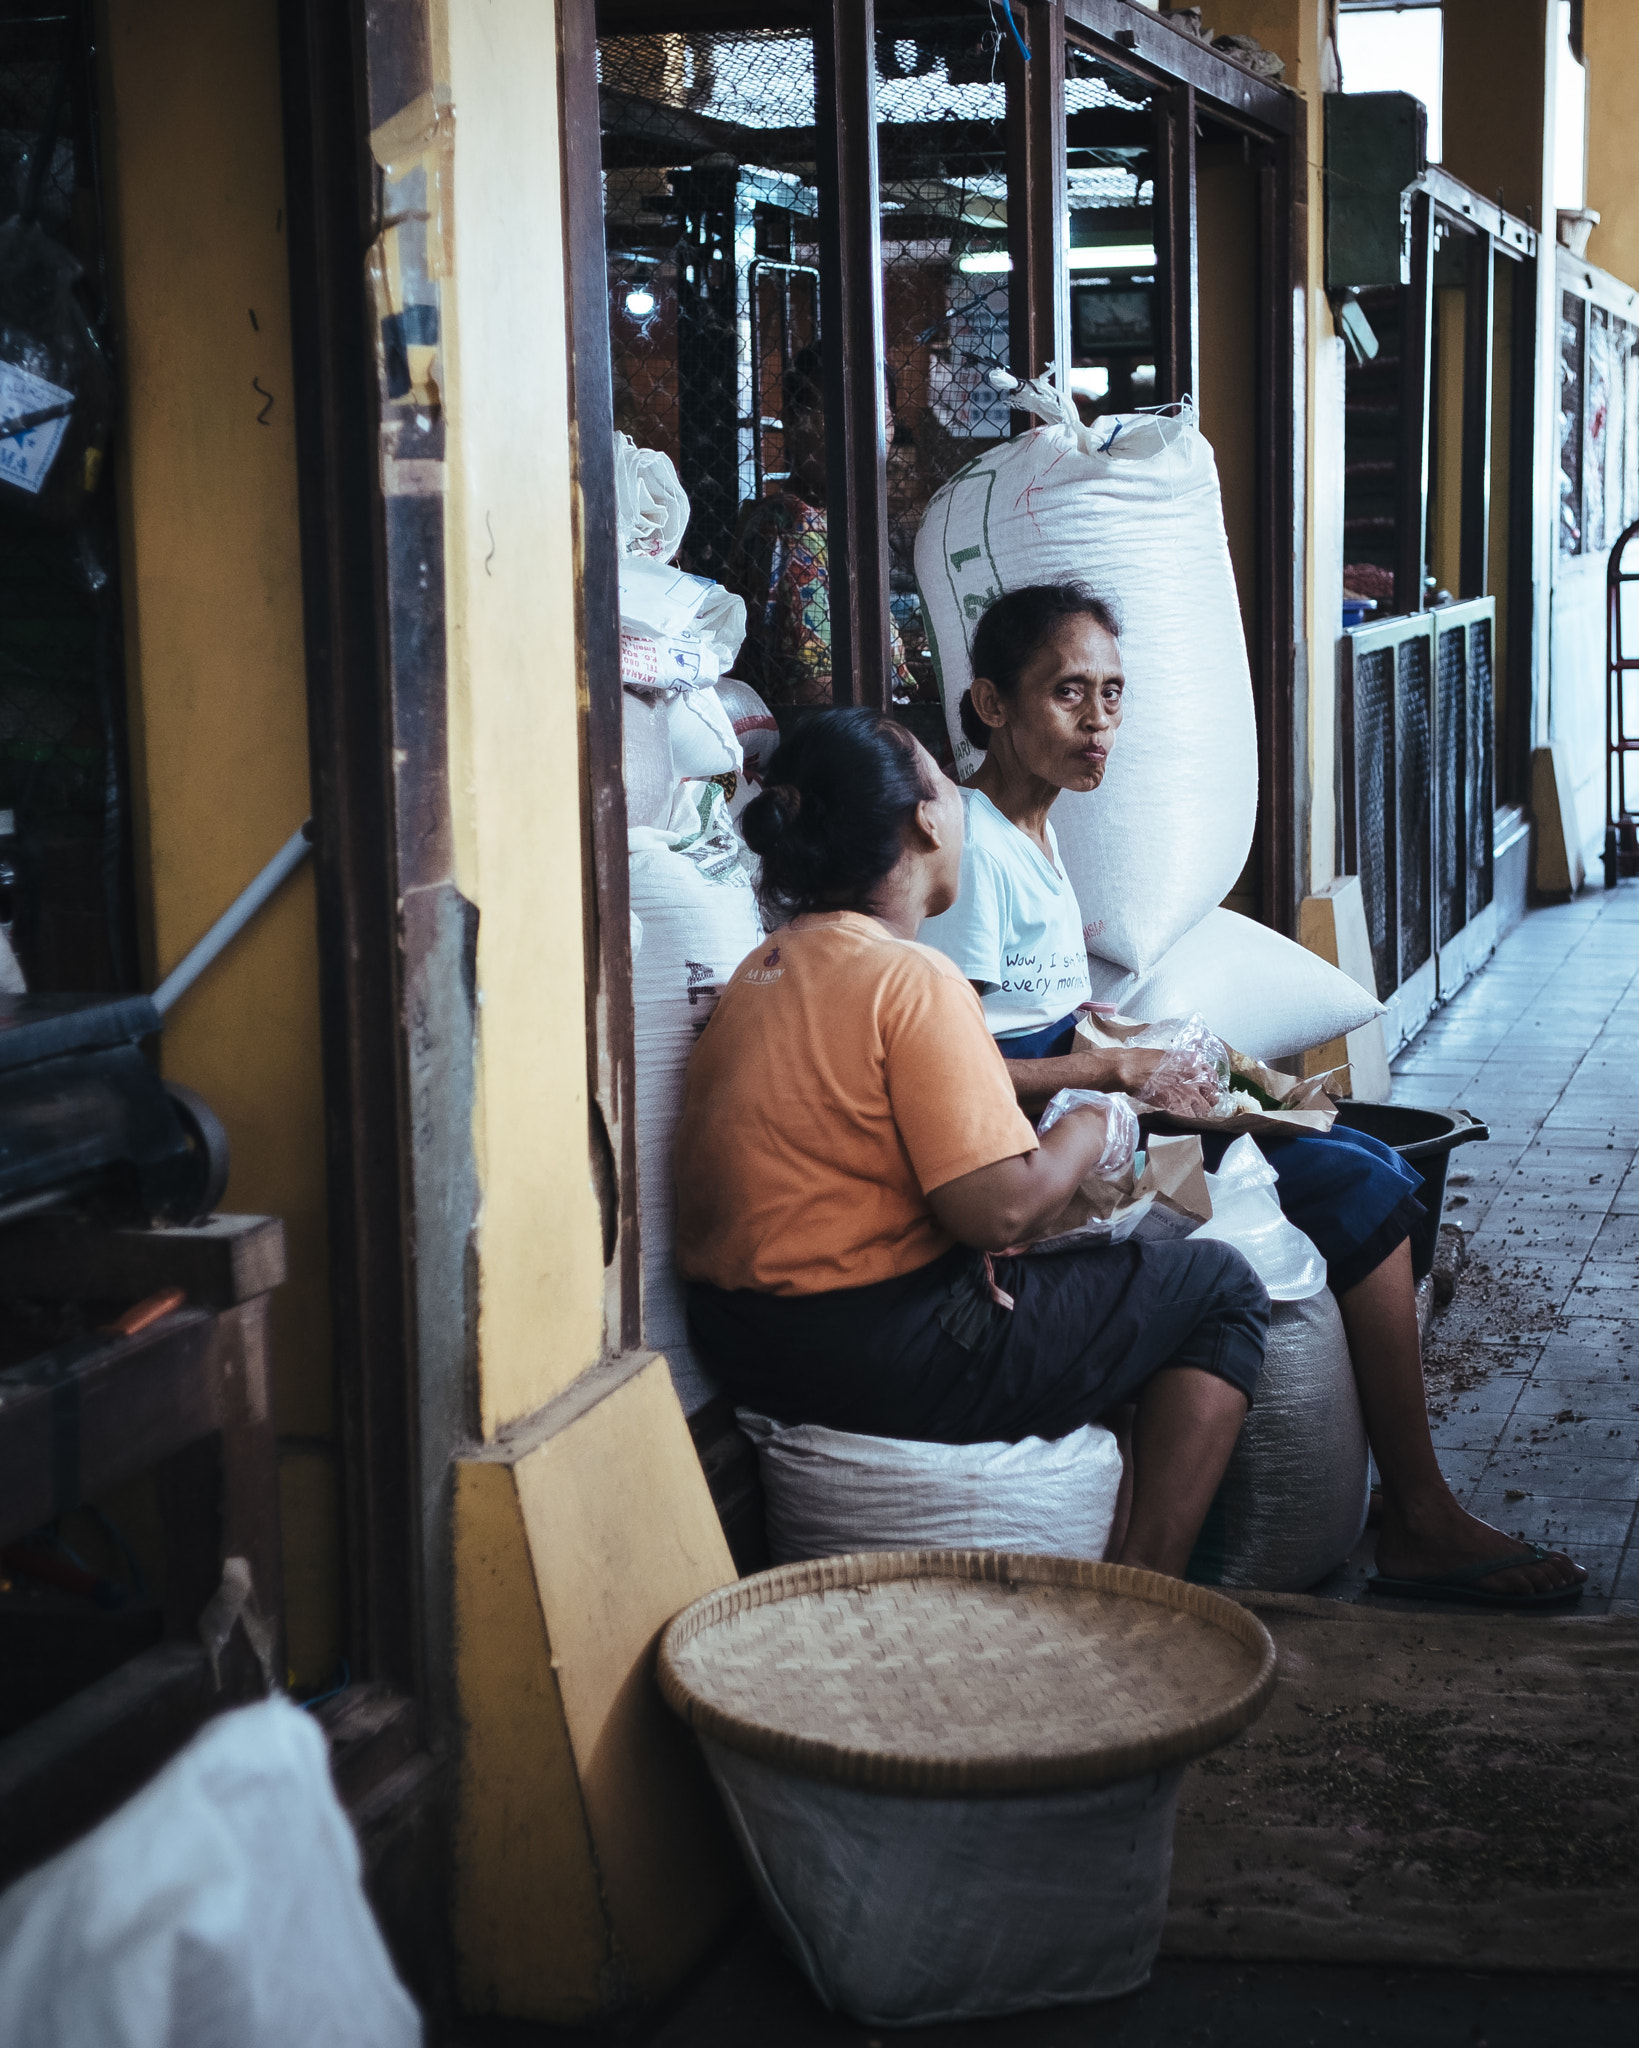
919,787,1092,1039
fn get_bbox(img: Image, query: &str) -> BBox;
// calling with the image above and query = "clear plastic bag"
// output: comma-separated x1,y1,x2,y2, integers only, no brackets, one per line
1116,1012,1233,1117
1037,1087,1140,1180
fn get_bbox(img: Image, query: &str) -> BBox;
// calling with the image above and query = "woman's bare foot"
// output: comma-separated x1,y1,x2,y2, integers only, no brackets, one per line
1375,1483,1585,1597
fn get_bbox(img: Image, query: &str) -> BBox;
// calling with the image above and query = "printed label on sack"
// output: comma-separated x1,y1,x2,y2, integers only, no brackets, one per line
0,361,72,495
620,627,706,689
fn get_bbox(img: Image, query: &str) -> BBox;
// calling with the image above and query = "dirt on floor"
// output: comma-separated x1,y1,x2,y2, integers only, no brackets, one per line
1420,1254,1569,1422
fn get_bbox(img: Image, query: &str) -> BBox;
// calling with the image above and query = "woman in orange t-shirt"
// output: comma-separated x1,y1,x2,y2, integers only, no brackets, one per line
673,708,1269,1579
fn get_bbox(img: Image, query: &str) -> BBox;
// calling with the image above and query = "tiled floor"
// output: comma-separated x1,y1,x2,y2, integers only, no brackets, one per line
1376,881,1639,1610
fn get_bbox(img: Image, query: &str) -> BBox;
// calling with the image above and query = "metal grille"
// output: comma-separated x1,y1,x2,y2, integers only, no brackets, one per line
0,4,132,991
1467,614,1494,918
1352,642,1395,999
1435,618,1465,947
1065,44,1158,422
1559,288,1585,554
1396,632,1432,984
877,14,1011,707
600,29,821,587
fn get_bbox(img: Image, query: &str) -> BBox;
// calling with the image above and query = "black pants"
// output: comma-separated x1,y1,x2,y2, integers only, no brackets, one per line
686,1235,1269,1446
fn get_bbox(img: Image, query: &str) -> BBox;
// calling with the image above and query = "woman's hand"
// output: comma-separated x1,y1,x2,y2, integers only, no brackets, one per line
1002,1043,1219,1119
1115,1046,1222,1119
926,1096,1127,1252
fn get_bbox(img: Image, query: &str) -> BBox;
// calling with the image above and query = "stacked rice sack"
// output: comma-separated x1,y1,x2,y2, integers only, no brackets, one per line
617,434,774,1413
913,378,1381,1062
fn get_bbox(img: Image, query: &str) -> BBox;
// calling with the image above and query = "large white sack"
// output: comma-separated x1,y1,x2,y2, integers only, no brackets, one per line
701,1735,1183,2024
1085,907,1383,1061
0,1698,419,2048
1190,1287,1370,1593
621,686,675,830
665,680,742,782
631,788,762,1413
914,383,1257,975
614,429,689,561
738,1411,1123,1565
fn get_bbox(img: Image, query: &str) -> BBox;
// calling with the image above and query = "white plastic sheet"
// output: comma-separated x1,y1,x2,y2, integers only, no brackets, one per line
0,1698,420,2048
631,786,763,1412
701,1735,1183,2025
1204,1286,1371,1591
739,1411,1124,1565
1190,1134,1327,1303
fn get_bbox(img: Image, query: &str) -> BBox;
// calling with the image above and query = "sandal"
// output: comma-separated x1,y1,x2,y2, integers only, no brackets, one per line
1365,1542,1586,1610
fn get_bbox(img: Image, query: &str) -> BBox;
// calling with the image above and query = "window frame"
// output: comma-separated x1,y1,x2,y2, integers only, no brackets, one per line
571,0,1311,1331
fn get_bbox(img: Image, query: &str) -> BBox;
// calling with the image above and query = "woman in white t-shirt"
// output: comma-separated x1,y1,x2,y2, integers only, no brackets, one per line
919,582,1583,1611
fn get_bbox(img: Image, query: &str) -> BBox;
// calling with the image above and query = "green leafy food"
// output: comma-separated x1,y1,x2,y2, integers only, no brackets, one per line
1228,1070,1286,1113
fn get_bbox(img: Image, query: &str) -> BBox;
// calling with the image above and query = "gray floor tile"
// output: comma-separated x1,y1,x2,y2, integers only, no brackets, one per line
1465,1489,1638,1549
1513,1375,1639,1417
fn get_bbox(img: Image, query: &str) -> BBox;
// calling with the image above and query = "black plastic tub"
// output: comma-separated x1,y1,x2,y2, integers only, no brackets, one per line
1332,1102,1489,1280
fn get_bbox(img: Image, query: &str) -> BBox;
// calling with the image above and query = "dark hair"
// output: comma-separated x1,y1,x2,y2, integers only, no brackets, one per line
782,341,898,419
958,582,1122,752
741,708,934,921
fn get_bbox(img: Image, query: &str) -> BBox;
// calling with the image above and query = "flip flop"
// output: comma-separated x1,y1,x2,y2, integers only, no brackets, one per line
1366,1543,1586,1610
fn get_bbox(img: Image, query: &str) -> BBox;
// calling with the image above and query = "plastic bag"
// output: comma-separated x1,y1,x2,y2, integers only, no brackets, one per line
0,1698,420,2048
1116,1013,1233,1117
613,430,689,561
0,219,113,526
1036,1086,1140,1179
1188,1133,1327,1301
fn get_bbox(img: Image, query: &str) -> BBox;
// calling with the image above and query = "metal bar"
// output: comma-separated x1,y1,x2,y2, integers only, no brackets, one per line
814,0,891,709
151,824,313,1016
1395,188,1435,616
1154,79,1197,405
563,0,641,1348
1459,231,1494,599
1060,0,1296,132
1255,123,1299,937
1005,4,1068,399
1502,248,1537,807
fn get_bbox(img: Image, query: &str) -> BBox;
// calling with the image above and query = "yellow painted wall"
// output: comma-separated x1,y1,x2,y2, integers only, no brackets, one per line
434,0,609,1437
1444,2,1550,226
1585,0,1639,290
98,1,335,1684
454,1360,741,2021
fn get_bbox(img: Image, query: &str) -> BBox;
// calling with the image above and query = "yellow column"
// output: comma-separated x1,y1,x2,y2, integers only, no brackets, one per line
98,0,336,1684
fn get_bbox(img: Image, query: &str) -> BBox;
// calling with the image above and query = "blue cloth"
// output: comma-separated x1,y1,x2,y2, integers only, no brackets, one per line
1198,1124,1425,1297
994,1010,1081,1061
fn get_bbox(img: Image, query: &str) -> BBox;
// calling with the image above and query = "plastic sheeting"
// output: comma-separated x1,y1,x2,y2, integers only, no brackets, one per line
0,1698,420,2048
739,1411,1124,1565
631,787,763,1413
1191,1134,1328,1303
1199,1286,1371,1592
701,1734,1184,2025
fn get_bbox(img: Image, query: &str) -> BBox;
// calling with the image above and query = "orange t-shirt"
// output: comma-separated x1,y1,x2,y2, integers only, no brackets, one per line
673,910,1038,1295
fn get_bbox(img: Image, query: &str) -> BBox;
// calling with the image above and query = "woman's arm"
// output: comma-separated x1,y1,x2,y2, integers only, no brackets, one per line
1002,1044,1216,1117
925,1100,1119,1251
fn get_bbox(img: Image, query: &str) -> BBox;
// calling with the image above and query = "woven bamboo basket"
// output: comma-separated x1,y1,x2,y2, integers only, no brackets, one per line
658,1551,1276,2024
660,1548,1276,1795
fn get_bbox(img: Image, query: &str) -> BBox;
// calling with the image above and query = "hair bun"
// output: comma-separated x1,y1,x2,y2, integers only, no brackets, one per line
957,687,991,752
741,781,800,855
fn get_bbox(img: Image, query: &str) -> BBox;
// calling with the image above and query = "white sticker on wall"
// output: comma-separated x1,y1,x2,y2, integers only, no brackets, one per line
0,360,72,495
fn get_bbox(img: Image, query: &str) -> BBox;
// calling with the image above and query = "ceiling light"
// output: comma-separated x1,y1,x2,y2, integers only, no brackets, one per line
1069,245,1158,271
624,284,656,318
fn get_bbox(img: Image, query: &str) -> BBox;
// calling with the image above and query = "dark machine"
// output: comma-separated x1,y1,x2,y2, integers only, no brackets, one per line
0,992,229,1231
